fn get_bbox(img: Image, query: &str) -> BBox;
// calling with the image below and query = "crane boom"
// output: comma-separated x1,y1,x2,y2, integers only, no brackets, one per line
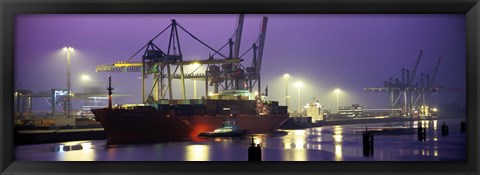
255,16,268,76
96,59,242,73
233,14,244,59
430,57,442,86
409,49,423,85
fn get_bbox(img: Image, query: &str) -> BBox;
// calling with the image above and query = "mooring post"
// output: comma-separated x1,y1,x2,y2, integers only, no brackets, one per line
363,127,374,157
441,121,449,136
248,136,262,161
417,122,425,141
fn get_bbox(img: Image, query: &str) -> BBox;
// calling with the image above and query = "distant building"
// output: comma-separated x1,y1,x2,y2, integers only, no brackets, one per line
304,101,324,122
338,104,363,118
322,109,331,119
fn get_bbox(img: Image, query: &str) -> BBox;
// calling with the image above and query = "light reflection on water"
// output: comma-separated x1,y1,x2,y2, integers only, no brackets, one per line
333,126,343,161
15,118,466,161
185,145,210,161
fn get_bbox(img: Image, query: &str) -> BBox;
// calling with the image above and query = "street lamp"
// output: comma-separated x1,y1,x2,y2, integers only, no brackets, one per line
334,88,341,113
81,74,90,81
80,74,91,106
63,46,74,118
283,73,290,111
81,74,90,92
295,81,303,113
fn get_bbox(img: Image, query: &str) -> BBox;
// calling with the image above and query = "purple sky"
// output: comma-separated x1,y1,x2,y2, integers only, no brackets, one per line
15,14,466,111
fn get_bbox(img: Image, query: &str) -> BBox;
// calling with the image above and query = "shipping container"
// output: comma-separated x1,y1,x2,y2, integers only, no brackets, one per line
269,106,279,114
34,119,42,126
158,99,170,104
75,118,100,124
270,101,279,107
192,105,206,115
278,106,288,114
176,104,194,115
190,99,203,105
42,119,55,126
180,100,191,105
206,109,217,115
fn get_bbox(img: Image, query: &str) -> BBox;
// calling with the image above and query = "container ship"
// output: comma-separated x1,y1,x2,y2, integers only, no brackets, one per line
91,15,290,144
91,90,289,145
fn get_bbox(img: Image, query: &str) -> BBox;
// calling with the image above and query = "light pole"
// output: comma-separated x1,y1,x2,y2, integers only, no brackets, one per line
283,73,290,111
295,81,303,113
63,46,74,118
335,88,341,113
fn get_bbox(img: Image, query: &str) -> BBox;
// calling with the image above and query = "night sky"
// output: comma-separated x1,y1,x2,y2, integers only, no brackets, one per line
15,14,466,112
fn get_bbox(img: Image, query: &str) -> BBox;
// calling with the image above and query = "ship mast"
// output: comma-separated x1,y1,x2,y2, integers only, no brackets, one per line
107,75,114,109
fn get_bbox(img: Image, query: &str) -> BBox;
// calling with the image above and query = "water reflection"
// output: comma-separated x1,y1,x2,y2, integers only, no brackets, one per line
283,130,307,150
253,136,263,146
14,118,466,161
281,130,308,160
53,141,96,161
81,142,92,150
333,126,343,161
423,120,430,129
293,130,306,136
185,145,210,161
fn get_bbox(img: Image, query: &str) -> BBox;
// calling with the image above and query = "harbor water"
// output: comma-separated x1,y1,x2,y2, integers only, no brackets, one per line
15,118,466,161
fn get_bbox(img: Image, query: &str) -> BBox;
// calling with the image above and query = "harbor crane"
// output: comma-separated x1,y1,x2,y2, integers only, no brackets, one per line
95,15,269,103
364,50,443,118
14,88,115,119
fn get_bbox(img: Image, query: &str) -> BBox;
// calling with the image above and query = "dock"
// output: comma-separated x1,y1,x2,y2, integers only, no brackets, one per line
15,128,106,145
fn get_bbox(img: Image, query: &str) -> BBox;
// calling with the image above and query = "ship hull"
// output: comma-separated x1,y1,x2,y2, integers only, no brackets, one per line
92,109,288,145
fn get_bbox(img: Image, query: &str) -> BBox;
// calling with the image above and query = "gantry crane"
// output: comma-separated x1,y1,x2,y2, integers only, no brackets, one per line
95,15,269,103
14,87,113,119
365,50,442,118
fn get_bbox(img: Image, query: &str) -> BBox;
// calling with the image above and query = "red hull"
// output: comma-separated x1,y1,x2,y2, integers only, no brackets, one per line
92,108,288,145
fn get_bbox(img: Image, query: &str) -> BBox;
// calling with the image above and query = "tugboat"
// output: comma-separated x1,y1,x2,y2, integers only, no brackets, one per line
198,120,246,137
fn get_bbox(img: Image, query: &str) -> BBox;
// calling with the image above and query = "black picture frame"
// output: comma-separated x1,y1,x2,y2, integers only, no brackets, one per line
1,0,479,174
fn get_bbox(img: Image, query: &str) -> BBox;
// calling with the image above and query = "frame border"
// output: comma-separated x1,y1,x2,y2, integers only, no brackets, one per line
1,0,479,174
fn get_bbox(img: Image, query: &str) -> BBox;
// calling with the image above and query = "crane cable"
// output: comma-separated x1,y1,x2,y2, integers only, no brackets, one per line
126,24,173,61
176,23,228,59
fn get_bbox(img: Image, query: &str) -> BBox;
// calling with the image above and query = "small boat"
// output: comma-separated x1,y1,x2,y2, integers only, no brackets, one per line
198,120,246,138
